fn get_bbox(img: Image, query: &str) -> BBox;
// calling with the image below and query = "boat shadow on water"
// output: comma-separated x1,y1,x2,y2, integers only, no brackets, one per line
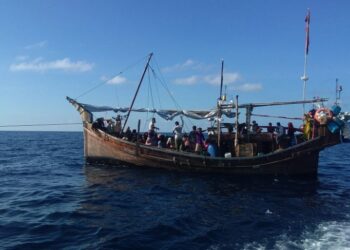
83,161,320,197
77,161,350,249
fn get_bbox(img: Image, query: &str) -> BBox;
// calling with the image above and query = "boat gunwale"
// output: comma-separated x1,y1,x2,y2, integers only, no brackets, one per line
87,127,322,162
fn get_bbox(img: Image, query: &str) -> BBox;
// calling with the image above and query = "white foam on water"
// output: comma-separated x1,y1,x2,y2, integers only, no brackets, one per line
298,221,350,250
240,221,350,250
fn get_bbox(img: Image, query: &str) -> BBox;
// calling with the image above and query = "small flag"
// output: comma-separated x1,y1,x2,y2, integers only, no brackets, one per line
305,9,311,54
339,85,343,92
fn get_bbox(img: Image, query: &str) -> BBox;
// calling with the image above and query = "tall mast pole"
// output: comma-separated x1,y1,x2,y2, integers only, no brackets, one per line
122,53,153,132
219,59,224,100
217,59,224,151
301,9,310,114
235,95,239,148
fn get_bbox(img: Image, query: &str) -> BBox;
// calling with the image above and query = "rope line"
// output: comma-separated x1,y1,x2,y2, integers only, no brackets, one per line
0,122,82,128
75,54,149,100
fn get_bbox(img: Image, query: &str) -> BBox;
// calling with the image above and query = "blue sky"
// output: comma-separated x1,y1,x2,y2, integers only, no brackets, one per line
1,0,349,132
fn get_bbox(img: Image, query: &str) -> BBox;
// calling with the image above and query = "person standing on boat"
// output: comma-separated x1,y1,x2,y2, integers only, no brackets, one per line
267,122,274,133
189,125,197,151
113,115,122,137
251,120,261,134
149,117,159,131
148,117,159,145
287,122,296,146
195,127,205,154
173,116,184,151
275,122,285,146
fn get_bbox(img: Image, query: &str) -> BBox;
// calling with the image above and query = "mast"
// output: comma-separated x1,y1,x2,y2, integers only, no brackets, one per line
235,95,239,148
122,53,153,132
219,59,224,100
301,9,311,114
217,59,224,151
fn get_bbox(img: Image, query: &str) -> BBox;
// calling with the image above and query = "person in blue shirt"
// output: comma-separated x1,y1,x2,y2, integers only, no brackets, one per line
206,138,217,157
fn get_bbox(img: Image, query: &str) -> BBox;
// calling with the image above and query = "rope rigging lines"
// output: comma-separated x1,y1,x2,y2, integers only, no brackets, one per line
74,54,149,100
0,122,82,128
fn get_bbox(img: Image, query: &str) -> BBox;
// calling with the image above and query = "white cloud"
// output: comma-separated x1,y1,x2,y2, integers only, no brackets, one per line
172,72,241,86
203,72,240,85
233,83,263,92
162,59,200,73
15,55,29,61
106,75,127,85
25,40,48,49
10,57,94,72
173,75,200,85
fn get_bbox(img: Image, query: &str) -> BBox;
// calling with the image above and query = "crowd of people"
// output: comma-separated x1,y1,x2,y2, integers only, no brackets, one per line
238,120,297,147
144,117,217,156
92,115,299,156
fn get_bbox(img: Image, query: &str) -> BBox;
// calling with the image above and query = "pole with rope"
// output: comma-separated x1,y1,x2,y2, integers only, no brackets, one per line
122,53,153,132
301,9,311,114
217,59,224,152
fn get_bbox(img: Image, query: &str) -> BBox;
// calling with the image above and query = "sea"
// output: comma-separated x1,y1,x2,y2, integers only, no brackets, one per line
0,131,349,250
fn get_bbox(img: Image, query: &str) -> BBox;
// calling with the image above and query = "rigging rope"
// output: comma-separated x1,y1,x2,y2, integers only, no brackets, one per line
0,122,82,128
74,54,149,100
252,113,304,120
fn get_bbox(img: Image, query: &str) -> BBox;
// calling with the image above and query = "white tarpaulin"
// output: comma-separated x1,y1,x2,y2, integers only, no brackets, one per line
70,98,236,121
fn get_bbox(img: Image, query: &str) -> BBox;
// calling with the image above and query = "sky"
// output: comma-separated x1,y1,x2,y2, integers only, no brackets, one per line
1,0,349,132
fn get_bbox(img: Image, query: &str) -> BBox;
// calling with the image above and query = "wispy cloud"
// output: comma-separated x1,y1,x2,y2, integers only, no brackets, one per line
106,75,127,85
172,72,263,92
173,75,200,85
162,59,213,73
25,40,48,50
233,83,263,92
10,57,94,72
173,72,240,86
15,55,29,61
203,73,240,85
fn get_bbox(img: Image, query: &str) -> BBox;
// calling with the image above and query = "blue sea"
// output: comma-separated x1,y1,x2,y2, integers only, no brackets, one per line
1,131,350,250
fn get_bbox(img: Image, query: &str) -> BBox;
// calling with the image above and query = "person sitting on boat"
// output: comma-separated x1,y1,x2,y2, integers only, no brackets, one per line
166,136,174,149
157,134,166,148
251,120,261,134
206,138,218,157
287,122,296,146
131,129,138,142
182,134,191,152
145,137,152,146
238,123,248,135
195,127,205,154
94,117,106,131
275,122,285,146
173,116,184,151
107,119,114,134
125,126,132,141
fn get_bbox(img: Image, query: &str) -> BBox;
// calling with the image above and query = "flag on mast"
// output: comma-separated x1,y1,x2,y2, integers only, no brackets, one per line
305,9,311,54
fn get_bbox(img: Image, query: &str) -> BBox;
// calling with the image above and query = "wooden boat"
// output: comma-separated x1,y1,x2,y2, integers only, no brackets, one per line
67,55,344,176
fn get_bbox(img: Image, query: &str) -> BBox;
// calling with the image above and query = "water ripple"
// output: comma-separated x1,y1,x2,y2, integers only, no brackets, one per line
0,131,349,249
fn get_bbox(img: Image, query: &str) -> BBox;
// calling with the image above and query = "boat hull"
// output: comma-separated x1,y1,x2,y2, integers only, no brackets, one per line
83,125,328,176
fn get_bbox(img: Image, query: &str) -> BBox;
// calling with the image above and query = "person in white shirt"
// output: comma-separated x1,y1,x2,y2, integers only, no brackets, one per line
173,116,184,151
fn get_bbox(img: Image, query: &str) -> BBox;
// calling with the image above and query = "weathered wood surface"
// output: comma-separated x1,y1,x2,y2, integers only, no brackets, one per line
83,123,339,176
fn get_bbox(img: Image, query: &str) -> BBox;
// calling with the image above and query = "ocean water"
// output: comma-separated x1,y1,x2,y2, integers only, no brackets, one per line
0,131,349,250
